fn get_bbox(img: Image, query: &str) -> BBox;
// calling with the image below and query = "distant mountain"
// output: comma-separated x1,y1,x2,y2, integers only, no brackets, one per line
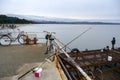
0,15,33,24
5,14,120,24
7,14,80,22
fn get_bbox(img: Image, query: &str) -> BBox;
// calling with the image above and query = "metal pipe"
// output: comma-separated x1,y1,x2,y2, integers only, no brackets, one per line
58,57,73,80
54,40,92,80
53,36,72,51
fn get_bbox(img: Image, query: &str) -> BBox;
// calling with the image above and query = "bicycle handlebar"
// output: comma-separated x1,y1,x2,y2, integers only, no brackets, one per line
43,31,56,34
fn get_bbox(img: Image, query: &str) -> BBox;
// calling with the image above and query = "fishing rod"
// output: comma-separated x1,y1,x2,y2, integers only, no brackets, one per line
43,31,72,50
17,53,57,80
61,27,92,50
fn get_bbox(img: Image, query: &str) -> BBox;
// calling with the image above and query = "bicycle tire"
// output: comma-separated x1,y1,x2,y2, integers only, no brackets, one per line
0,26,2,30
18,35,27,45
0,35,12,46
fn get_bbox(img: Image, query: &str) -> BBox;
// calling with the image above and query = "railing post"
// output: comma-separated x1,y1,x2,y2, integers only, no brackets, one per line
55,46,59,68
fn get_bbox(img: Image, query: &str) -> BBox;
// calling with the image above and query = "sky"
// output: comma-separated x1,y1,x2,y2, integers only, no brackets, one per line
0,0,120,20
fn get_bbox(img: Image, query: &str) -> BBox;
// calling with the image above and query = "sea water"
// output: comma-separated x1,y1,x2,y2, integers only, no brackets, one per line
19,24,120,51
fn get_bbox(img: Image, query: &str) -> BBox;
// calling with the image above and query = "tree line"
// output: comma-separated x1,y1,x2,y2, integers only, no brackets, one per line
0,15,33,24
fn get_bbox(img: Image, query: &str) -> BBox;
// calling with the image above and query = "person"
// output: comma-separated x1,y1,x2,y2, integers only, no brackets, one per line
106,46,109,51
45,32,54,54
111,37,116,50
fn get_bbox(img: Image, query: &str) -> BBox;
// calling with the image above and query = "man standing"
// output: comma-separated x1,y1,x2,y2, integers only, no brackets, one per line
45,32,51,54
45,32,54,54
111,37,116,50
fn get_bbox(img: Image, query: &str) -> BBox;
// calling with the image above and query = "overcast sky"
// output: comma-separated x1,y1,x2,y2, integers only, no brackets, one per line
0,0,120,20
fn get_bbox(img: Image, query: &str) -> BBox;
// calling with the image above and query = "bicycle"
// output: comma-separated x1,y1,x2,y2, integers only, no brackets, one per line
0,29,27,46
0,24,17,30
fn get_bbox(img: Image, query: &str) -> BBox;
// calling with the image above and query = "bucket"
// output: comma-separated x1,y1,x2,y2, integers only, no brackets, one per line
108,56,112,61
34,68,42,78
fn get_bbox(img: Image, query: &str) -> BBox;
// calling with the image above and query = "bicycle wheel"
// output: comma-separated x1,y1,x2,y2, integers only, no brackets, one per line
18,35,27,45
0,35,12,46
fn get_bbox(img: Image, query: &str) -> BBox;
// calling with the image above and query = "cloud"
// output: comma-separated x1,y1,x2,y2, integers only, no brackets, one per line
0,0,120,19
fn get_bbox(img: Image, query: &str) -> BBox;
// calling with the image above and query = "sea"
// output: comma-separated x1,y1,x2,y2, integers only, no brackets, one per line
16,24,120,51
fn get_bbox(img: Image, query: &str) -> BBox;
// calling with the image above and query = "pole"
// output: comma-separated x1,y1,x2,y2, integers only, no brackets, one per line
61,27,92,49
53,35,72,50
54,40,92,80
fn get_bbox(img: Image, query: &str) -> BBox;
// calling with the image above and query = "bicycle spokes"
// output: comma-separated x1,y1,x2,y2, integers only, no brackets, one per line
0,35,11,46
18,35,27,45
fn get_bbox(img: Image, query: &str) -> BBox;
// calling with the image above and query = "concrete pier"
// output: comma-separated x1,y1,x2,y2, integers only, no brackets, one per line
0,44,49,79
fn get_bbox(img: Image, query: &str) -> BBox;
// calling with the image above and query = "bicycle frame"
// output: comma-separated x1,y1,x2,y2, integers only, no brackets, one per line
7,29,25,42
0,26,27,46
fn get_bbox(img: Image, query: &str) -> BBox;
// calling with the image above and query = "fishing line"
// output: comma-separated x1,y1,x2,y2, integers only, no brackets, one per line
61,27,92,50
